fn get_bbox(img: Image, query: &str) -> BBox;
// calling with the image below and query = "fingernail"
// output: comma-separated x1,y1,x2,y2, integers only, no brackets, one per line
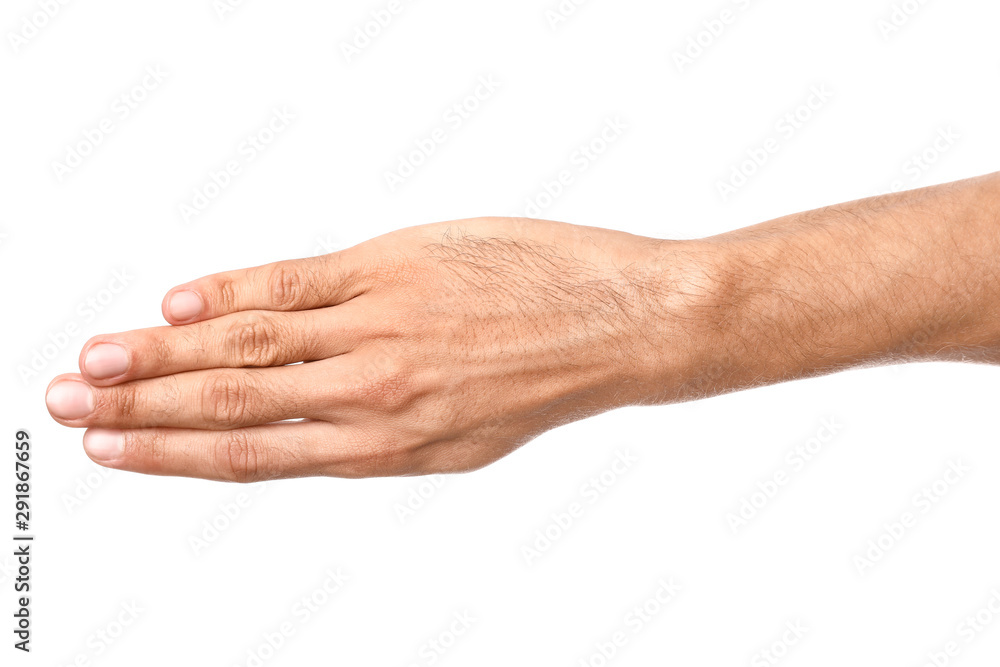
168,290,203,321
45,380,95,420
84,343,129,379
83,429,123,462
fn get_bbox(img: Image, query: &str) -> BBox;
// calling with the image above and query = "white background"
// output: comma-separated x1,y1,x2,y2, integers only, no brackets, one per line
2,0,999,665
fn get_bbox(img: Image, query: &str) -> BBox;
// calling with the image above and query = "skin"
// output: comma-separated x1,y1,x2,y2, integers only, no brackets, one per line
46,172,1000,482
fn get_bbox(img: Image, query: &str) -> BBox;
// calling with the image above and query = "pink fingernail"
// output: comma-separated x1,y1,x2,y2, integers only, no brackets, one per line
83,429,123,462
168,290,203,321
85,343,129,379
46,381,95,420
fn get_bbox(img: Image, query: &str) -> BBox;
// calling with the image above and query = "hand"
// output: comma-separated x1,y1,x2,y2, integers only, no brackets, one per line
45,217,693,481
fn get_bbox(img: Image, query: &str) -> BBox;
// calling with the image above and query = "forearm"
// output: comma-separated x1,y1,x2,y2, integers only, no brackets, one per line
648,173,1000,403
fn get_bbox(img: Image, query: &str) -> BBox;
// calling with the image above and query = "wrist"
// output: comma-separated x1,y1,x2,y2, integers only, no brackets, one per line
616,237,738,406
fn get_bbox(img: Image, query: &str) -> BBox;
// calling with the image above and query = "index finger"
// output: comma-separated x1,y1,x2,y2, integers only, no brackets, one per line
161,250,366,325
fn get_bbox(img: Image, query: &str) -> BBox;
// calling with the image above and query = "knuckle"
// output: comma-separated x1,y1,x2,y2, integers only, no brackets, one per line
105,384,141,421
226,316,282,367
345,435,410,478
216,278,238,312
268,264,308,309
146,430,169,467
201,373,253,426
102,377,181,425
147,332,177,369
321,247,362,287
216,430,263,483
354,361,415,413
379,372,415,412
126,429,169,471
370,254,413,286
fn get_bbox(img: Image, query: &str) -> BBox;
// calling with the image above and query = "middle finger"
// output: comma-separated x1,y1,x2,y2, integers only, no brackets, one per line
46,364,327,430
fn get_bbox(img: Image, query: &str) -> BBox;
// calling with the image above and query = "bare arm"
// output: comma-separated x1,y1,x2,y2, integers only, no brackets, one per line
666,171,1000,399
44,173,1000,481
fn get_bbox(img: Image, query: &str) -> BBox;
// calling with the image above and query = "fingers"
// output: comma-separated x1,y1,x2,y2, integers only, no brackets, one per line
81,421,345,482
161,251,367,325
78,305,365,386
67,347,434,480
46,364,329,431
81,421,403,481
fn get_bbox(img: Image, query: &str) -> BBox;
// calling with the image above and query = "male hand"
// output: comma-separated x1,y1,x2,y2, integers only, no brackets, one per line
45,217,696,481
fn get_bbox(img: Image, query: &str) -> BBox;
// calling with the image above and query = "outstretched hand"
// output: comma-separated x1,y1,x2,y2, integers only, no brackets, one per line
45,217,694,481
